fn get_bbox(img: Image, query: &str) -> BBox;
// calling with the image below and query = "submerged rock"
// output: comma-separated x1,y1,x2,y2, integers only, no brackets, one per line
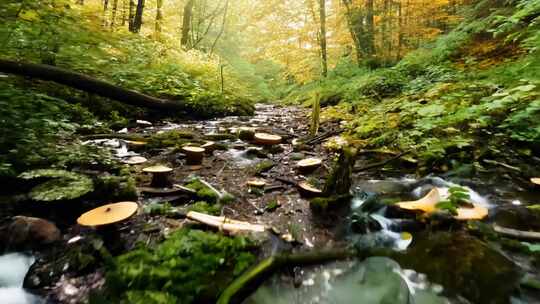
393,231,520,304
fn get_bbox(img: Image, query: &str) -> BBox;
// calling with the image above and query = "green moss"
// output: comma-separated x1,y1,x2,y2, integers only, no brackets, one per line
252,160,275,175
147,130,195,149
265,200,279,212
19,169,94,201
188,201,222,215
310,194,351,212
185,179,220,204
102,229,256,303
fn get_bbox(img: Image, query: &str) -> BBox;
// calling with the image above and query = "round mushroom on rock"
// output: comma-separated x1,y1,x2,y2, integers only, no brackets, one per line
143,165,173,187
182,146,206,165
253,133,282,146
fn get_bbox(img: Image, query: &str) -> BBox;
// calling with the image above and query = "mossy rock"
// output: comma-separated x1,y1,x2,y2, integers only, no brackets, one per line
393,231,520,304
252,160,275,175
19,169,94,202
147,130,195,149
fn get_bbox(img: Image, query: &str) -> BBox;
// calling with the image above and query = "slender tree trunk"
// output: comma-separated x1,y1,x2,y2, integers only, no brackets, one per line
132,0,145,33
77,0,84,5
155,0,163,39
128,0,136,32
111,0,119,29
102,0,109,27
366,0,375,56
121,0,127,26
181,0,195,47
397,2,403,60
319,0,328,77
210,0,229,54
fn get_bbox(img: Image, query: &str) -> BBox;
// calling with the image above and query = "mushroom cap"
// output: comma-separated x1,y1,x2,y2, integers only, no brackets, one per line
396,188,440,213
182,146,205,154
142,165,173,173
247,179,266,187
201,141,215,148
297,158,322,169
77,202,138,227
454,205,489,221
122,156,148,165
254,133,282,145
298,182,323,194
531,178,540,185
396,188,489,220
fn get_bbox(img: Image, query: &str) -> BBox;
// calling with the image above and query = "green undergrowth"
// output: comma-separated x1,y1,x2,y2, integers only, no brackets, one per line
285,0,540,174
98,228,256,304
1,0,255,118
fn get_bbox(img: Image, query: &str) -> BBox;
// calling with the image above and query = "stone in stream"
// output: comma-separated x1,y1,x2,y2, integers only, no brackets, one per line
393,231,520,304
0,216,61,251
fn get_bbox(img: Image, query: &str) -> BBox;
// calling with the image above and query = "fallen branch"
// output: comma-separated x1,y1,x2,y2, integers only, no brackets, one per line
304,129,342,145
353,150,411,172
186,211,266,233
493,224,540,241
217,248,356,304
0,59,186,110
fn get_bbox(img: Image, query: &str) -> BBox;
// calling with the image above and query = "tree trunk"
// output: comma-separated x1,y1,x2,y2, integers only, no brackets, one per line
319,0,328,77
155,0,163,39
111,0,119,29
102,0,109,27
132,0,145,33
121,0,127,26
210,0,229,54
0,59,187,111
181,0,195,47
366,0,375,57
128,0,136,32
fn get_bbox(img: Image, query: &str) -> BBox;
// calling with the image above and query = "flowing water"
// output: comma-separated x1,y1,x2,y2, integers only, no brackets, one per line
0,253,42,304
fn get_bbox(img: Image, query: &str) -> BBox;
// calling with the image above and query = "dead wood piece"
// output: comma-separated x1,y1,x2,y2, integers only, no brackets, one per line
186,211,266,233
139,185,196,196
493,224,540,241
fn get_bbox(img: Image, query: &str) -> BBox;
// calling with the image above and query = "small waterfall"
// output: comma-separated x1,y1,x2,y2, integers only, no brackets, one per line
0,253,43,304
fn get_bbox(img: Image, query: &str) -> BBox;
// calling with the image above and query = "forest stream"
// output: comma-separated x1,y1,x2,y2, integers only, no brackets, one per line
2,103,539,304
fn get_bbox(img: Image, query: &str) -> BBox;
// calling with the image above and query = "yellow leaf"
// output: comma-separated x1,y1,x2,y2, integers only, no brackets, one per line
19,10,39,22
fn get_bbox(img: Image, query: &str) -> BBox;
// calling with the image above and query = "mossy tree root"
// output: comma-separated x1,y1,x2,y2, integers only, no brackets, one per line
217,248,356,304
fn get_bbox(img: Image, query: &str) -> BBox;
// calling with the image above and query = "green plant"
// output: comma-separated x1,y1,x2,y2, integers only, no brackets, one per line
436,187,471,215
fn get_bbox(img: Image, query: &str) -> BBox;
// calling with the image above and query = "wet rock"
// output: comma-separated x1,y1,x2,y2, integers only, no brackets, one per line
394,231,520,304
0,216,61,251
492,206,540,231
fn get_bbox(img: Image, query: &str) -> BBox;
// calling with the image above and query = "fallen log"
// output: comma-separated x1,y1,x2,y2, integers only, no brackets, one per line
217,248,356,304
0,59,186,110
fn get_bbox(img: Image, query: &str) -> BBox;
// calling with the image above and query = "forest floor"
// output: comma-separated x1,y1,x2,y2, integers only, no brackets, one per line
13,103,539,304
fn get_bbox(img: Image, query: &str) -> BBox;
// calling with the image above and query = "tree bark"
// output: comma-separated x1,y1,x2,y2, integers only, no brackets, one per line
0,59,186,110
132,0,145,33
111,0,119,29
128,0,136,31
319,0,328,77
181,0,195,47
155,0,163,39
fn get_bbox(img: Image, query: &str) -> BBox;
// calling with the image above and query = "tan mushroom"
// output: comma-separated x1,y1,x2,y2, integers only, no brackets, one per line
297,158,322,173
77,202,138,227
247,179,266,188
143,165,173,187
396,188,488,221
125,140,147,151
254,133,282,145
298,181,323,197
182,146,206,165
122,156,148,165
396,188,440,214
531,178,540,186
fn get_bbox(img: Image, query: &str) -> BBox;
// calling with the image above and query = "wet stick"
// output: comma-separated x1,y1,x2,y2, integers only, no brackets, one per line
217,249,356,304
